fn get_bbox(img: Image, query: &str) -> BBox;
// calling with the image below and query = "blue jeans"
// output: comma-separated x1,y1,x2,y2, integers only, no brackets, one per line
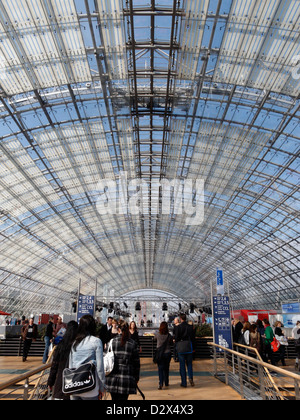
43,336,51,364
178,353,193,386
158,352,172,386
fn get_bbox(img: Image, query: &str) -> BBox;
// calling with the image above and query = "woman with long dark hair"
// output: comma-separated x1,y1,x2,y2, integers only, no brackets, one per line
47,321,78,400
155,321,173,390
68,315,105,400
129,321,141,352
105,320,140,401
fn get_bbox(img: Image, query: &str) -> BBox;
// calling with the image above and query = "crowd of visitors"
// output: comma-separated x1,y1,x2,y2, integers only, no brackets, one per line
19,315,67,363
43,313,199,400
47,315,140,401
15,312,300,400
232,318,300,368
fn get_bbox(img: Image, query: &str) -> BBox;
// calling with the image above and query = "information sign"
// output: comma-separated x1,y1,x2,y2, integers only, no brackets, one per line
77,295,95,323
212,295,232,351
282,303,300,314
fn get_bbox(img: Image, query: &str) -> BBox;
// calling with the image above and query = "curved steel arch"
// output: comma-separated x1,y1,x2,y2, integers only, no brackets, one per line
0,0,299,315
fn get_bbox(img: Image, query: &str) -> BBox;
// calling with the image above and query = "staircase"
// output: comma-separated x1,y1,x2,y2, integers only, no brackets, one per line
0,336,213,359
0,338,45,357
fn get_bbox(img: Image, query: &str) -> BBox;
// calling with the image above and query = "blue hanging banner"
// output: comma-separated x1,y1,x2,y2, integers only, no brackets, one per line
282,302,300,314
213,295,232,351
77,295,95,323
216,269,225,295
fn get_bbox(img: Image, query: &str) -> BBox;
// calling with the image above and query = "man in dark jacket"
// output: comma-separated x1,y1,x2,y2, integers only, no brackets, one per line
232,319,243,343
174,314,195,388
21,318,38,362
100,316,113,348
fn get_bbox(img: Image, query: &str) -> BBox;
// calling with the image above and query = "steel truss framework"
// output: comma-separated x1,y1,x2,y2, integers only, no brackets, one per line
0,0,299,315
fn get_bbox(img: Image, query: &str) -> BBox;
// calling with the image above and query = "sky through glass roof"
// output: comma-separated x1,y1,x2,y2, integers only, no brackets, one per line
0,0,299,315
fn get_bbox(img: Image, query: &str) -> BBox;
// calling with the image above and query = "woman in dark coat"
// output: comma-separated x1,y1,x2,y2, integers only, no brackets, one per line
129,321,141,351
47,321,78,400
155,322,173,389
105,320,140,401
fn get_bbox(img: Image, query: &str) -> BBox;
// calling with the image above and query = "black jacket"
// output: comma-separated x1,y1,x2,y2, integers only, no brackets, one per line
232,322,243,343
99,324,112,345
174,322,194,343
45,322,54,339
47,344,70,400
130,331,141,349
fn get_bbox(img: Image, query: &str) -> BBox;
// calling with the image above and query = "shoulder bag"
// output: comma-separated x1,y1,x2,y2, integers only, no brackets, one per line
153,334,170,364
177,340,193,354
176,325,193,354
104,339,115,376
271,337,281,353
62,360,96,395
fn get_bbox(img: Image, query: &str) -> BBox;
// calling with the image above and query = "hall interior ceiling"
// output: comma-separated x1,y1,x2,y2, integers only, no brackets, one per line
0,0,299,314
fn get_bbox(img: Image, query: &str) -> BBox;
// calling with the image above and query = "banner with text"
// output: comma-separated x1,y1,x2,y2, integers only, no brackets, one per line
216,269,225,295
213,295,232,352
77,295,95,323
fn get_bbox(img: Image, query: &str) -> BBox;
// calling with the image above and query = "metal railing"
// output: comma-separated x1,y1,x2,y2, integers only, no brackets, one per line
0,349,54,401
210,342,300,400
1,343,300,401
0,363,52,400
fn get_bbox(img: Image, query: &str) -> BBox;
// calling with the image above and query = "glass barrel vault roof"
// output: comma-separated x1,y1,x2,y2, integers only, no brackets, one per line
0,0,299,314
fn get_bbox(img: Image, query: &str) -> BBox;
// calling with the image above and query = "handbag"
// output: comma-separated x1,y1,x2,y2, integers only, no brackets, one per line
153,334,170,364
177,340,193,354
104,340,115,376
54,327,66,346
153,345,165,364
176,323,193,354
271,337,281,353
276,334,288,346
62,361,96,395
